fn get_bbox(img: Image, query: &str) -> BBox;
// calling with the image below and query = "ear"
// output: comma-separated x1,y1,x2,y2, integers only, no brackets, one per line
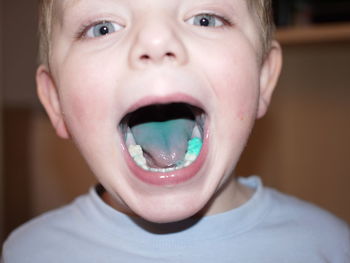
36,65,70,139
257,40,282,119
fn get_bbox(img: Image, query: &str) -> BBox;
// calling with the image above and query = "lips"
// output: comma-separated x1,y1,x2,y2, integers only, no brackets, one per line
118,94,209,186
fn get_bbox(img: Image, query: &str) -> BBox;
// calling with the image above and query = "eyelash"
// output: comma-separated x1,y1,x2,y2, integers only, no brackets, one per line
75,12,233,40
188,13,233,27
76,21,111,39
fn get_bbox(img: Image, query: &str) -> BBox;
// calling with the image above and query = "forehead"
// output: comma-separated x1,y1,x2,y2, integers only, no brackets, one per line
58,0,249,13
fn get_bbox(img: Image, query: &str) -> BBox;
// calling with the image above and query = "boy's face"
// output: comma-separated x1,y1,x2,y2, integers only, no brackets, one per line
37,0,281,223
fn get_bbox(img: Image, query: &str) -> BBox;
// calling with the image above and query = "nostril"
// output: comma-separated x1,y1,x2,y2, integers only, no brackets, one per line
139,52,175,62
165,52,175,58
140,54,150,60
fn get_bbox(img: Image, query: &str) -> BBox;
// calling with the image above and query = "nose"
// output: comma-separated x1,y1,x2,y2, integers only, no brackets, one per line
128,18,188,69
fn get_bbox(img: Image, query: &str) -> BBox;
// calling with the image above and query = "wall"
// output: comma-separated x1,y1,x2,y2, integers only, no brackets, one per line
2,0,39,240
2,0,38,108
237,42,350,221
0,0,5,244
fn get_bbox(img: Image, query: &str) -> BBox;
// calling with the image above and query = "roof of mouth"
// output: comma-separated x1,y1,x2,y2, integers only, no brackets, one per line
126,103,196,128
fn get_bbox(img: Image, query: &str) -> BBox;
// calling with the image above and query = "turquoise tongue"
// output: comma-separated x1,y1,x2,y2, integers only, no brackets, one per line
131,119,195,168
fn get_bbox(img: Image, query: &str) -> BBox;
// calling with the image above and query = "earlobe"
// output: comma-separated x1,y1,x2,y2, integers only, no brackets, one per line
257,40,282,119
36,65,70,139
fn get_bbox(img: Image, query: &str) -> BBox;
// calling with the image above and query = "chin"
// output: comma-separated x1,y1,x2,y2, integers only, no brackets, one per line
131,193,208,224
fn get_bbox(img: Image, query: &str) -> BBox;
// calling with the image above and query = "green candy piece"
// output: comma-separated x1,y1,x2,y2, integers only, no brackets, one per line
187,137,203,156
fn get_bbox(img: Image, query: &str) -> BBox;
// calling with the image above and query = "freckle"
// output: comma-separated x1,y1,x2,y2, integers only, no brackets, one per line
238,110,245,121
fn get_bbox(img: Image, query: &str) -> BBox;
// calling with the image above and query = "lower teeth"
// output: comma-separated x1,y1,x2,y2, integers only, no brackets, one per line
128,137,203,172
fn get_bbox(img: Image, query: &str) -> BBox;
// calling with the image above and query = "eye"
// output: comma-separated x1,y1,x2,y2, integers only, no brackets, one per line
186,14,225,27
85,21,123,38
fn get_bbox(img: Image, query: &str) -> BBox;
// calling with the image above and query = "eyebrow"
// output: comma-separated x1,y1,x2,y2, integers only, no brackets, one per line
63,0,82,11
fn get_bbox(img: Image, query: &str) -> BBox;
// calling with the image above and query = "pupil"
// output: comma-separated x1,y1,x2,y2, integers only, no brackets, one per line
200,17,210,26
99,26,109,35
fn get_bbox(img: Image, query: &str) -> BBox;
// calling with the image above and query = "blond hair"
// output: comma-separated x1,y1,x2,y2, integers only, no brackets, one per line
248,0,275,58
38,0,275,66
38,0,54,67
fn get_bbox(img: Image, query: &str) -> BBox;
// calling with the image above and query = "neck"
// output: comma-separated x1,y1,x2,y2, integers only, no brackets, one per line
196,175,254,217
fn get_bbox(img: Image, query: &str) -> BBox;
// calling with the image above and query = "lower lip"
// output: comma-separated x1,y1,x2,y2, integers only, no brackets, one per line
122,131,209,186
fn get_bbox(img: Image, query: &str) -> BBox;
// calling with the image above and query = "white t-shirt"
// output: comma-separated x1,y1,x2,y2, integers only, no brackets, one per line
2,176,350,262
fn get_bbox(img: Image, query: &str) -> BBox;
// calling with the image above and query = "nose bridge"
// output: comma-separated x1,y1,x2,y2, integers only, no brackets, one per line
129,13,187,67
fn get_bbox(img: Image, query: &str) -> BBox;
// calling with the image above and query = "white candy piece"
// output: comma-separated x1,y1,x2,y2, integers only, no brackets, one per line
128,144,143,157
134,155,147,166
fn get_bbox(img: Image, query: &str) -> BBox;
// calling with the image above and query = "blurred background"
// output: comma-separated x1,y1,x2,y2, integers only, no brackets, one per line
1,0,350,244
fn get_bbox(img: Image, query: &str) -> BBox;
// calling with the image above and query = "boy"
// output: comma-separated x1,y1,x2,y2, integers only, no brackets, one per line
2,0,349,261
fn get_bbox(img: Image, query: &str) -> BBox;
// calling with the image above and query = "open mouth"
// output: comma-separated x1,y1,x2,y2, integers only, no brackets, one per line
119,102,206,173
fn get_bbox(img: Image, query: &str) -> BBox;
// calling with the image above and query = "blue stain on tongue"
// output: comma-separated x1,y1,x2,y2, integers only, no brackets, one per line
131,119,195,168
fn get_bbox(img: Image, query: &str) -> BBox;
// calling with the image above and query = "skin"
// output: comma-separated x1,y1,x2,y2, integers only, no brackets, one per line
37,0,282,223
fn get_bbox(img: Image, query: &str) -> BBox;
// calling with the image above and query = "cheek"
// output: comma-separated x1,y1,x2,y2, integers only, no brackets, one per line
193,37,261,155
215,67,259,149
203,43,260,120
219,67,259,120
58,59,118,134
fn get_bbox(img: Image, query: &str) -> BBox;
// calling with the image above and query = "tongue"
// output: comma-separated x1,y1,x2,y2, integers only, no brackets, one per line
131,119,195,168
